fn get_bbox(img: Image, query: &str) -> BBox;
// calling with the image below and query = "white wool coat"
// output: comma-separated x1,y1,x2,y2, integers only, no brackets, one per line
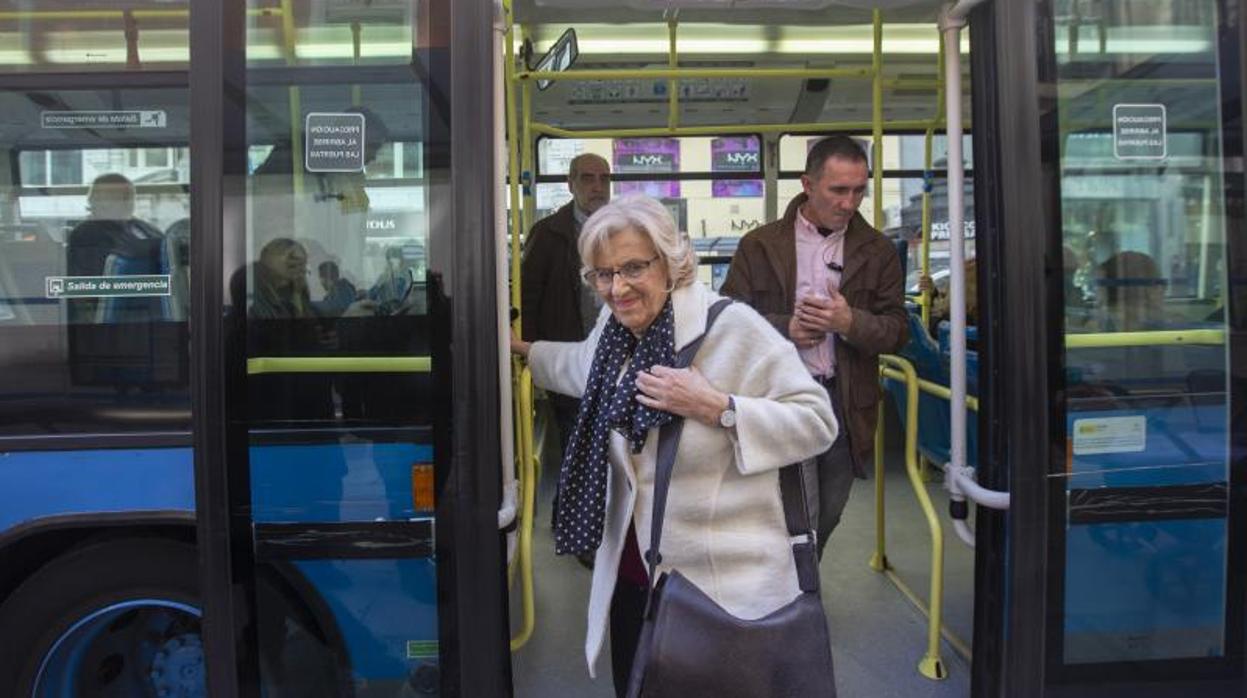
528,280,837,676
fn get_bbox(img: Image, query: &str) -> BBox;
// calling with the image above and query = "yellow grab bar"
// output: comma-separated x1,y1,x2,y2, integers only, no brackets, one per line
1065,329,1225,348
516,66,873,82
246,356,430,375
0,8,282,20
873,354,988,679
510,363,538,651
529,118,951,140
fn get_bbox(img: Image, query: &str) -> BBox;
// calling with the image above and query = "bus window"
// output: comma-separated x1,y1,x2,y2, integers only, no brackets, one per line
0,3,190,73
0,83,191,437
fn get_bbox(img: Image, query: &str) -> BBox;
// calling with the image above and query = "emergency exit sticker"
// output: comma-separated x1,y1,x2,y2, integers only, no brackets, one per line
41,110,167,129
45,275,171,299
1072,416,1147,455
1113,104,1166,160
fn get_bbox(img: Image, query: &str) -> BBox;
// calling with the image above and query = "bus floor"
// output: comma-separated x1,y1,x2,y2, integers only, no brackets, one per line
510,402,975,697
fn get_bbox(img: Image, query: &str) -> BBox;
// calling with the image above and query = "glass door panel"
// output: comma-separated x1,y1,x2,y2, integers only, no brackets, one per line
233,2,450,694
1043,0,1245,692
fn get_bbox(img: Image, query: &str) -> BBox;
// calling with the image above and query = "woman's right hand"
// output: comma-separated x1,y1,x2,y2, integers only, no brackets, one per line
510,327,531,357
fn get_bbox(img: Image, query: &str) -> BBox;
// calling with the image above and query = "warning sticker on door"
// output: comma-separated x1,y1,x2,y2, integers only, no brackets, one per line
305,112,366,172
1072,416,1147,455
1112,104,1166,160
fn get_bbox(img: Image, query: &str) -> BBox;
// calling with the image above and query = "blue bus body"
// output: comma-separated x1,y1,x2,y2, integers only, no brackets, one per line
0,442,439,685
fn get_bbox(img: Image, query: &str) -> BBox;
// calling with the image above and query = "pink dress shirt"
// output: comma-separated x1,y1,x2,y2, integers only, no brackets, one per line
793,208,844,378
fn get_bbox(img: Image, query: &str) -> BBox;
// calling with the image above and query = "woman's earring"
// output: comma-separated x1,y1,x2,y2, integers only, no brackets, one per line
664,278,676,293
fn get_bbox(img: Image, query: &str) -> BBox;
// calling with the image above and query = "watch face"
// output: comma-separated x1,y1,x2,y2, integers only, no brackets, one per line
719,409,737,428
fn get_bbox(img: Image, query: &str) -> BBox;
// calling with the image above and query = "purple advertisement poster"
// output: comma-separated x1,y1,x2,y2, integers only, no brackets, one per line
711,136,762,197
613,138,680,198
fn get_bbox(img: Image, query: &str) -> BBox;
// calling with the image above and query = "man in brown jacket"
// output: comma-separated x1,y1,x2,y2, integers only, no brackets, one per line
721,136,907,558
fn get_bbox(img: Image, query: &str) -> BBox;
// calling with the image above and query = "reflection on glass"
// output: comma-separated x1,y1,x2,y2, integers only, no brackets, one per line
239,1,445,693
0,78,191,435
1052,0,1234,677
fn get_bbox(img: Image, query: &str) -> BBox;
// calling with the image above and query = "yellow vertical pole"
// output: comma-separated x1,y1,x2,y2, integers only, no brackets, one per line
667,16,679,130
520,26,535,233
917,34,945,484
920,35,942,332
351,21,363,107
279,0,303,196
882,357,948,680
871,10,884,229
522,78,536,234
504,2,523,322
869,399,888,572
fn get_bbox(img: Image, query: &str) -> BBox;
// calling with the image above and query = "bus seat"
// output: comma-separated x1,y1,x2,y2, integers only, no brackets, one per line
95,245,165,324
884,311,980,467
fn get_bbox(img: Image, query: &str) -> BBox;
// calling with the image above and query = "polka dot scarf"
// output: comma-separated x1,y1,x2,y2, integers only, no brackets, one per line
554,298,676,556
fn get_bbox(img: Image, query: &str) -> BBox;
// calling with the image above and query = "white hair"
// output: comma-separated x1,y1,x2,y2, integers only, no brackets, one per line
577,193,697,289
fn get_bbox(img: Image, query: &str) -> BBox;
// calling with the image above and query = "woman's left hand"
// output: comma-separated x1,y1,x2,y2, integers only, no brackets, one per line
635,365,729,427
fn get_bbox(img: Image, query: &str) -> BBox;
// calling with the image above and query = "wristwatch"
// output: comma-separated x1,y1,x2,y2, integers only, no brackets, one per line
718,396,737,429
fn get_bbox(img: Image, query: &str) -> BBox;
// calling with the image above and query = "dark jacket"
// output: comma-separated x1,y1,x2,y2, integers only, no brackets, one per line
521,202,590,343
720,194,908,476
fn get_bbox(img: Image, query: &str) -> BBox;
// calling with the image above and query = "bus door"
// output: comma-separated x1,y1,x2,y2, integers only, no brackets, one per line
974,1,1246,695
192,1,508,695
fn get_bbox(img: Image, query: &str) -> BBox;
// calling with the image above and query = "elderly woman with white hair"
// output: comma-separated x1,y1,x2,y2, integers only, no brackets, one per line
513,193,837,695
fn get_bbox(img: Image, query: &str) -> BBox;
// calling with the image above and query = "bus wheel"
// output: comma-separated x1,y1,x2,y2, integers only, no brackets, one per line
0,538,205,698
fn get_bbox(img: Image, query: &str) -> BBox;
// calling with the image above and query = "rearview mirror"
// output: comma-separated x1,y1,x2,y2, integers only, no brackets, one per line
532,29,578,91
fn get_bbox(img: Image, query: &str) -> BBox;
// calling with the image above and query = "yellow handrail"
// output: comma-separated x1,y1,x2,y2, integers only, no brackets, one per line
0,8,283,20
919,32,945,330
516,66,873,82
876,359,974,663
1065,329,1225,348
510,363,538,651
246,356,430,375
278,0,304,197
909,376,979,412
529,119,952,140
505,0,538,652
876,355,949,680
871,10,884,229
667,17,679,131
504,2,524,325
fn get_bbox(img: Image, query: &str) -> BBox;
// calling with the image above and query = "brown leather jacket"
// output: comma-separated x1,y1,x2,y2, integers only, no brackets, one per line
521,203,589,343
720,194,908,476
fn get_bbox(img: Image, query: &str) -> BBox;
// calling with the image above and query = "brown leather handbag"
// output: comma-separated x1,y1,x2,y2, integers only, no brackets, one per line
626,300,837,698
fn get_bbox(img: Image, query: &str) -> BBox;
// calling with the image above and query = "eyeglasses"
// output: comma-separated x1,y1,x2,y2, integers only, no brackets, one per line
583,255,660,289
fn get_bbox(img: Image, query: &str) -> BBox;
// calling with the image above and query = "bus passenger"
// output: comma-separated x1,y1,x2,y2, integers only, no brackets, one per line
918,257,978,337
1095,250,1167,332
521,153,611,532
315,260,359,316
721,135,908,559
367,246,412,309
511,194,835,696
66,173,164,322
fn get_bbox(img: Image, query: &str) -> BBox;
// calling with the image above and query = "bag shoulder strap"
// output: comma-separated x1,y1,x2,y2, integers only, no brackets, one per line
644,298,732,585
645,299,821,605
